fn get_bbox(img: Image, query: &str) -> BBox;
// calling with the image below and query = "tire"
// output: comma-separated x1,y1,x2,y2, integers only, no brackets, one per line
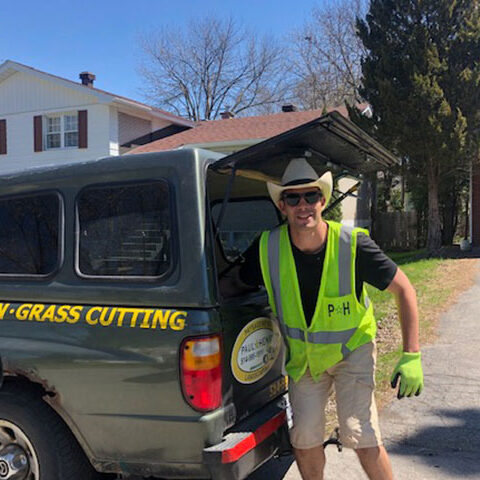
0,381,100,480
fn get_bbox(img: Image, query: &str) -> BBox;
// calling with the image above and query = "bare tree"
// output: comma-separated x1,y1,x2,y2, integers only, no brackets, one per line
138,17,288,121
291,0,367,109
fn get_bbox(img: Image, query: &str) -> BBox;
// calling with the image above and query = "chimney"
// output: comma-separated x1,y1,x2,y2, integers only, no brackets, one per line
282,104,298,113
79,71,96,88
220,111,235,119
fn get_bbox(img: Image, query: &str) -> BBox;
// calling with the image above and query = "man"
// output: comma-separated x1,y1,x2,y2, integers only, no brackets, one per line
236,158,424,480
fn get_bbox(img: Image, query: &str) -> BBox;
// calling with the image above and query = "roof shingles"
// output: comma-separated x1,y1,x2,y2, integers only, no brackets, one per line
131,106,350,153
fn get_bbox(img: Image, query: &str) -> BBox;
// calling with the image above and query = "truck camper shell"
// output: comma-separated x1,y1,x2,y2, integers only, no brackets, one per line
0,111,398,480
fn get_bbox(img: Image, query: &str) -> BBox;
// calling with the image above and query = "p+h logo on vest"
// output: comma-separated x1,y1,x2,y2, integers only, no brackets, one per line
327,302,351,317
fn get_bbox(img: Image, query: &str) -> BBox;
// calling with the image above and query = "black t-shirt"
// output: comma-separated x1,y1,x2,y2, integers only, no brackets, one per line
239,229,397,327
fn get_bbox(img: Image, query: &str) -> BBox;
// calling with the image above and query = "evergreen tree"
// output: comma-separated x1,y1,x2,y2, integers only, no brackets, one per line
356,0,480,252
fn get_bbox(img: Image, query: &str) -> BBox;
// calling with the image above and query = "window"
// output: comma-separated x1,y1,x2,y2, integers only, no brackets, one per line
77,181,173,278
212,199,279,262
64,114,79,147
45,113,78,149
0,193,61,275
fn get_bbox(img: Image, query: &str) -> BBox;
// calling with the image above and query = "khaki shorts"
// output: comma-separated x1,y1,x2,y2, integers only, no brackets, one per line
288,342,382,450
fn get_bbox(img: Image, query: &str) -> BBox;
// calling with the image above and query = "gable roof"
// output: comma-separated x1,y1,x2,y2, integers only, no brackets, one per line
130,105,364,153
0,60,194,127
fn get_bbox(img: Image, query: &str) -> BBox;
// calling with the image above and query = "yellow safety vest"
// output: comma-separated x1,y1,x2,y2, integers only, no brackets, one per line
259,221,376,382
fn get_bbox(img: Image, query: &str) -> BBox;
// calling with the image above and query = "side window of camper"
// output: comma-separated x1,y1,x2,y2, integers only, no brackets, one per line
211,199,279,262
0,192,61,276
76,181,173,278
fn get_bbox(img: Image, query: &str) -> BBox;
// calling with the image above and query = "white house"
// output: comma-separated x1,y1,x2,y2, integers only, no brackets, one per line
0,60,194,173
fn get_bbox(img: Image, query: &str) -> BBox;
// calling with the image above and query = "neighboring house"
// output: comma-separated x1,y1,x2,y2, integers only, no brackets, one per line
0,60,193,173
131,105,373,228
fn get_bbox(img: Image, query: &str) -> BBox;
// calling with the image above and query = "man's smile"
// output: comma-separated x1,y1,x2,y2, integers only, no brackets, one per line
296,211,315,221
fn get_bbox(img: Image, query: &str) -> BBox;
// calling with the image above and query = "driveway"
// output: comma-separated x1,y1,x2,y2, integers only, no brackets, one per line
249,261,480,479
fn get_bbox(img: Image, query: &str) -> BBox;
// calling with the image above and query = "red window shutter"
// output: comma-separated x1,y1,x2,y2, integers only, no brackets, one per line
34,116,43,152
78,110,88,148
0,120,6,155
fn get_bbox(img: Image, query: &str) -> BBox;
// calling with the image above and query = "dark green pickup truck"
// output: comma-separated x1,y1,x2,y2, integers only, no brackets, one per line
0,111,397,479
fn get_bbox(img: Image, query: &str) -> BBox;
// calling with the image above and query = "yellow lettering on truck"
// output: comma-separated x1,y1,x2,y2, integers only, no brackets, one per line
170,311,186,331
0,302,187,331
86,307,101,326
0,303,10,320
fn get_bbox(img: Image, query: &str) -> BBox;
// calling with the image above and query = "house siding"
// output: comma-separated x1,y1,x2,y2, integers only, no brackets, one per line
151,118,172,132
109,108,119,156
0,62,185,172
0,71,96,114
118,112,152,146
0,104,112,173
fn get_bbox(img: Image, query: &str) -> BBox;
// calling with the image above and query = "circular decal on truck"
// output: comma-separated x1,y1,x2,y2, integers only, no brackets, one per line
231,317,282,384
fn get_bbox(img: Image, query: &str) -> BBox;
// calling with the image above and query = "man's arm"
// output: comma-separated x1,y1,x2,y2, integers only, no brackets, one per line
386,268,420,352
355,233,423,397
386,267,423,398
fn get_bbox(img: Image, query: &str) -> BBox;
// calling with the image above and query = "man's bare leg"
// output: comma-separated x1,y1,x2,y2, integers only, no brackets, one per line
355,445,394,480
294,445,326,480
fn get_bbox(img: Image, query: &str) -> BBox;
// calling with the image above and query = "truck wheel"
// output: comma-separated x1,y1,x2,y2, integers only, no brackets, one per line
0,383,100,479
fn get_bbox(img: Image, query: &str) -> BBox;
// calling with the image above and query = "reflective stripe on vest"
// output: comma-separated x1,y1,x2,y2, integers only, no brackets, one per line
267,227,289,344
339,225,353,296
267,227,283,326
267,224,357,349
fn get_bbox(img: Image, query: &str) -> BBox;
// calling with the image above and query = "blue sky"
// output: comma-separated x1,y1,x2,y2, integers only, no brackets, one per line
1,0,324,104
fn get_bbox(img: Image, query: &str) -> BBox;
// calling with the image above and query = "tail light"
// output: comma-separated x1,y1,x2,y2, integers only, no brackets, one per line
180,334,222,412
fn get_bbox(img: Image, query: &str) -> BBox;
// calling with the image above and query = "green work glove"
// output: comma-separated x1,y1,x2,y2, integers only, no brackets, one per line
390,352,424,399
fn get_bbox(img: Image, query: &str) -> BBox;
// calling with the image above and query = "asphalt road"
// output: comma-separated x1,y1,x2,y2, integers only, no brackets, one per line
249,261,480,480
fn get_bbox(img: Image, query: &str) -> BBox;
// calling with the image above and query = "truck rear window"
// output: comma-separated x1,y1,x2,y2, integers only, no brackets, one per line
0,192,61,276
76,181,173,278
212,199,278,262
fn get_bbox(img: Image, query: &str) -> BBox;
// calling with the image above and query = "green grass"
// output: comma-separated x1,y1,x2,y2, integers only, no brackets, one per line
376,350,400,389
387,249,427,265
368,256,444,329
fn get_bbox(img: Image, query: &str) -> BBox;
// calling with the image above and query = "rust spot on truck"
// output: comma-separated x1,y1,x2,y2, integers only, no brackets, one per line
3,362,58,399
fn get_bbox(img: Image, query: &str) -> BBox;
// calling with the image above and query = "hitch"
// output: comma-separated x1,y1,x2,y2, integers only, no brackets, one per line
323,427,343,452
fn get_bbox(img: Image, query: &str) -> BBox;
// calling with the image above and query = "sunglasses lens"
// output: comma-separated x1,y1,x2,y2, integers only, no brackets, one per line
305,192,322,204
285,194,300,206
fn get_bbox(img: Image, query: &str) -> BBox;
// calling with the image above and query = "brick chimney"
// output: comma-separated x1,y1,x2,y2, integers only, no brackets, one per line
282,104,298,113
220,110,235,120
220,111,235,119
79,72,96,88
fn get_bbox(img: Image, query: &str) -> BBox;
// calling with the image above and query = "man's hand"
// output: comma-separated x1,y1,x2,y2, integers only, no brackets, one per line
391,352,424,399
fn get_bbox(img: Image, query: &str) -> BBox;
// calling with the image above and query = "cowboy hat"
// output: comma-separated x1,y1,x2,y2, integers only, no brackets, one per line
267,158,333,209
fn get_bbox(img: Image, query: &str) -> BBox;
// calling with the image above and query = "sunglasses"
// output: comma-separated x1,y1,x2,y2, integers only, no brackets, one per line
282,191,323,206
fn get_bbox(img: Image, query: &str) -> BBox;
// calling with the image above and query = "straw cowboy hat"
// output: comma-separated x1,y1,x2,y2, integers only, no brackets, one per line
267,158,333,209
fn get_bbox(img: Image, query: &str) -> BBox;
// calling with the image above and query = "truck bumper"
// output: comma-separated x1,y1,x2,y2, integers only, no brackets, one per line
203,397,291,480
